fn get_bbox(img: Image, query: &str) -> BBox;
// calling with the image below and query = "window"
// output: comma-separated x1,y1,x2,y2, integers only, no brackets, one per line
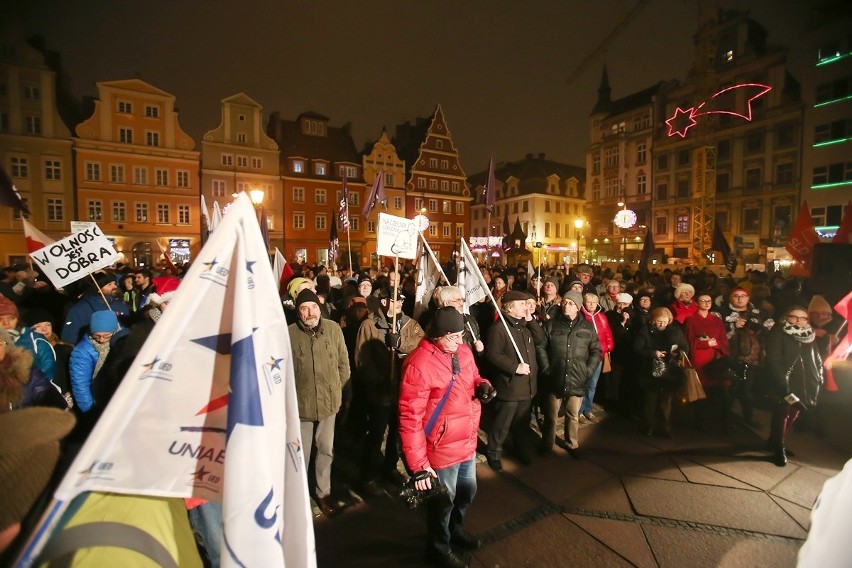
776,162,794,185
415,198,424,211
812,161,852,186
385,173,394,186
815,76,852,105
44,159,61,181
440,180,449,191
394,197,403,210
429,158,438,168
87,200,103,221
743,208,760,233
293,213,305,229
157,204,170,224
440,159,448,170
237,133,247,143
717,139,731,160
592,180,601,200
176,170,190,188
339,165,356,178
452,181,460,193
456,225,464,238
605,177,619,198
314,163,326,176
429,179,438,190
429,225,437,237
25,115,41,134
118,127,133,144
676,178,690,198
545,222,551,238
429,199,438,212
348,191,359,206
212,179,225,197
637,143,647,164
315,215,326,231
128,167,145,186
350,217,359,231
443,224,451,238
592,154,601,175
657,154,669,170
604,147,619,168
745,167,762,190
443,200,451,214
677,149,690,166
555,224,561,238
236,156,248,168
110,164,125,183
717,172,730,193
436,140,443,150
12,198,29,220
556,202,561,213
144,105,159,118
46,198,63,222
522,201,529,213
178,204,190,224
112,201,126,222
117,100,132,113
146,131,160,147
85,162,100,181
814,119,852,145
656,181,668,200
368,221,376,233
655,216,668,235
637,173,647,194
545,201,551,213
315,188,327,204
155,168,168,187
251,157,262,169
745,131,764,153
221,154,233,166
676,214,689,233
293,187,305,202
773,205,792,238
135,202,148,222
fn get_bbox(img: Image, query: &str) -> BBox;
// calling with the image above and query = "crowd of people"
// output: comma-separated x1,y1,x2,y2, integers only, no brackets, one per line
0,257,847,568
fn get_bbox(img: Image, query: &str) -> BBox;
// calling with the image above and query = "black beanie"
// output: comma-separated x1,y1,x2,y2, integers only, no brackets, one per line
294,289,320,311
427,307,465,339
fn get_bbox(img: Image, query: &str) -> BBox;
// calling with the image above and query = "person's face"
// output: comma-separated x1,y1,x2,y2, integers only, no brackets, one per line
607,283,620,294
388,272,399,287
652,315,670,330
494,278,506,290
616,302,631,311
91,331,114,344
786,310,809,327
544,282,557,296
639,296,651,309
0,314,18,331
696,295,713,311
583,296,598,312
532,279,542,292
678,288,694,302
809,310,832,327
578,272,591,283
134,274,149,288
562,299,579,318
358,281,372,297
298,301,321,327
525,298,537,312
102,281,118,297
383,297,403,315
446,294,465,314
570,283,583,293
670,274,682,287
506,300,527,319
730,291,749,309
436,331,464,354
32,321,52,336
124,276,135,290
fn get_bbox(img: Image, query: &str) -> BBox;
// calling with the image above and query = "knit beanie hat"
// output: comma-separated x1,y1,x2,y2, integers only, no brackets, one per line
287,277,311,300
0,407,75,531
562,290,584,308
568,279,584,290
616,293,633,304
294,289,320,311
427,307,465,339
93,272,115,289
674,283,695,299
90,310,119,334
0,296,18,319
22,308,53,329
807,295,832,314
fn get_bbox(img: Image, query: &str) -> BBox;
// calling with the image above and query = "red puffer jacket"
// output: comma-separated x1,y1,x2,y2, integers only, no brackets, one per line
582,306,615,354
399,339,490,472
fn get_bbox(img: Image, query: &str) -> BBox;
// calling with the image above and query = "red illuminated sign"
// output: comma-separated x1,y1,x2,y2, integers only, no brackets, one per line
665,83,772,138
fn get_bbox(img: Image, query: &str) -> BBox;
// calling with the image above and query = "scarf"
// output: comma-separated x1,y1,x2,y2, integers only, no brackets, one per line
782,321,815,343
91,337,112,377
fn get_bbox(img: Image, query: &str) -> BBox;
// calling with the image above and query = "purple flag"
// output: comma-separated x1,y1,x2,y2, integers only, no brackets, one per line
329,209,339,265
362,173,386,218
0,166,29,215
484,157,496,214
339,177,350,230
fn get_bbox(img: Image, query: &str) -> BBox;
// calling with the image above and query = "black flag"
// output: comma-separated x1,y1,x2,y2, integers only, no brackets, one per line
638,227,654,275
712,222,737,272
0,166,29,215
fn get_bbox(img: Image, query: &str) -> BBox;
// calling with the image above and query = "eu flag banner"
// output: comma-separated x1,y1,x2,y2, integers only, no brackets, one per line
25,194,315,568
339,177,350,230
412,235,443,320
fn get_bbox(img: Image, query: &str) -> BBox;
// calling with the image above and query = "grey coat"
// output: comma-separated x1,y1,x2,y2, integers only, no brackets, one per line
289,318,350,421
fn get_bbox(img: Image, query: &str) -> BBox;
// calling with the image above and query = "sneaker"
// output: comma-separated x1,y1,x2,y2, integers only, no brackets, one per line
486,457,503,472
578,415,589,425
425,549,468,568
451,529,482,550
583,412,598,423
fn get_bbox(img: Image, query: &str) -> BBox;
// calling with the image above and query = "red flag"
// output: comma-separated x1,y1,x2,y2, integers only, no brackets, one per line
833,201,852,244
785,201,820,276
22,218,54,253
824,290,852,391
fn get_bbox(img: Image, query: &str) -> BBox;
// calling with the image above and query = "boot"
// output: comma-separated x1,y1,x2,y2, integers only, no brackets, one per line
773,445,788,467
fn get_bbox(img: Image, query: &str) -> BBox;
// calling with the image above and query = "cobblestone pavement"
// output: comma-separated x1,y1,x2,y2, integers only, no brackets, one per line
312,396,851,568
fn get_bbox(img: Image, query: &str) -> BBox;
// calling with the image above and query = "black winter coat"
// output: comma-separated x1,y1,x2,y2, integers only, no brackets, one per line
633,323,689,385
764,327,823,407
485,315,544,401
537,315,602,397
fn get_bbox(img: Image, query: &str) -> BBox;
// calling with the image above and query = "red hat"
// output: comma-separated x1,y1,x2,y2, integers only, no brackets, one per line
731,287,749,296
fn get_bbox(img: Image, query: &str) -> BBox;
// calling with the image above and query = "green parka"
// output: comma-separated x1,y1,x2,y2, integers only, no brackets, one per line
288,318,350,421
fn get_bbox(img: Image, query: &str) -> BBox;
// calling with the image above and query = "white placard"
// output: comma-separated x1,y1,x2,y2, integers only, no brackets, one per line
376,212,418,259
29,223,119,288
70,221,96,233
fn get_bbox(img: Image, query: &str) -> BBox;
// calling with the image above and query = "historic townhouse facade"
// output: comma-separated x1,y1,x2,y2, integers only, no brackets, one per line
201,93,282,251
0,33,75,262
394,105,470,262
652,10,803,266
469,153,586,266
361,128,406,264
73,79,200,267
586,68,670,264
267,111,366,268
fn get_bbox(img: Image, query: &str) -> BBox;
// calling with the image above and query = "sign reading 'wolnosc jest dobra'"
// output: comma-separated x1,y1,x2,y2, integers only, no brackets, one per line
29,223,119,288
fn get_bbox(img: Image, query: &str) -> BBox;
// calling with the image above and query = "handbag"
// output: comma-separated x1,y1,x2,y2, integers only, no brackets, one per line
703,355,736,382
602,351,612,373
651,357,668,378
679,352,707,403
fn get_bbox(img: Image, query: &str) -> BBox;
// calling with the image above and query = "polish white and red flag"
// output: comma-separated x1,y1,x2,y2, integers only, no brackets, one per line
22,218,55,253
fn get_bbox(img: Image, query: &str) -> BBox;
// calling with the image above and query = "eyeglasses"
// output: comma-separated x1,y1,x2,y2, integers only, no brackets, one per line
787,315,808,322
91,332,115,341
444,332,464,342
697,299,713,303
731,294,749,299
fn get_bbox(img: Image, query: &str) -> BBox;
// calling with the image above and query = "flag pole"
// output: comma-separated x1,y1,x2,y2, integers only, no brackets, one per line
345,215,353,273
418,231,451,285
89,273,113,311
487,211,493,267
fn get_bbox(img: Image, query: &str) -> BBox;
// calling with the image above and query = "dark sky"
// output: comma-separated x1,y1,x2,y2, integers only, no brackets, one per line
7,1,820,176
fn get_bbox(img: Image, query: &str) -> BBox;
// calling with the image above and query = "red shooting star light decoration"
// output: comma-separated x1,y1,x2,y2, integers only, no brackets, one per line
666,82,772,138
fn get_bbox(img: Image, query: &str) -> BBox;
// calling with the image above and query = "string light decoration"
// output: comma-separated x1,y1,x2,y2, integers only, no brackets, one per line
614,209,637,229
666,82,772,138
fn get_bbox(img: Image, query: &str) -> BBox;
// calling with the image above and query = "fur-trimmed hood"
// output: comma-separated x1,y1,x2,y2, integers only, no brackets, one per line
1,346,34,410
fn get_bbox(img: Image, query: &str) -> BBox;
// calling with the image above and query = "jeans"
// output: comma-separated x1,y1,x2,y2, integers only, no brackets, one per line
580,361,603,415
427,455,478,555
300,415,336,498
188,501,223,568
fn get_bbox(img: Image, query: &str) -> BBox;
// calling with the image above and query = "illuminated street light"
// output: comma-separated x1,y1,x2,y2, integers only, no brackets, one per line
249,188,265,206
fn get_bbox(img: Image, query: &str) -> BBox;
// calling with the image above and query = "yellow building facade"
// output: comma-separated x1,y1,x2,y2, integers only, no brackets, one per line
361,128,407,266
74,79,199,268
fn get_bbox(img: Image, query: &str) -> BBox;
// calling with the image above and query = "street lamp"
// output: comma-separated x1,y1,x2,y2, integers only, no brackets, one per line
574,218,585,263
249,188,265,207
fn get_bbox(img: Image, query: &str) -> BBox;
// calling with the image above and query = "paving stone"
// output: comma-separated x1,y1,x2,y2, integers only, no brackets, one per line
623,475,807,538
670,455,757,490
769,495,812,532
565,513,657,568
684,452,801,491
770,466,830,509
465,464,540,534
510,451,616,506
562,475,635,516
642,522,800,568
620,452,689,482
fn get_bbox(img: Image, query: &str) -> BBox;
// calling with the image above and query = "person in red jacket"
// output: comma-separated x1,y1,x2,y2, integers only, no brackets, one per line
684,294,731,432
399,307,494,568
670,283,699,325
579,292,615,422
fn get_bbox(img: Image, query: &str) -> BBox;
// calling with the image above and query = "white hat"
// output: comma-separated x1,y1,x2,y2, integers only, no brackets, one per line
616,293,633,304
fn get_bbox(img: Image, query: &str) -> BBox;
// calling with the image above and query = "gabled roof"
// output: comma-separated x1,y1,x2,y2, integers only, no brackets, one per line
221,92,263,108
267,112,361,173
96,78,173,98
468,153,585,200
603,82,666,117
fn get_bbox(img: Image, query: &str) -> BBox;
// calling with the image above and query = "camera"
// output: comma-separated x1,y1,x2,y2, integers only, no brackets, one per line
398,471,449,510
475,382,496,403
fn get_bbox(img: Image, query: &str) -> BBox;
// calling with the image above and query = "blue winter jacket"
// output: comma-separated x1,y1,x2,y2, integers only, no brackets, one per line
69,338,99,412
61,295,129,345
15,326,56,380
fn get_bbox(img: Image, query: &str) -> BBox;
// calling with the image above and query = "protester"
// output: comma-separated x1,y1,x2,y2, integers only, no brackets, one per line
0,297,56,382
69,311,119,413
579,292,614,422
684,294,732,432
61,272,129,345
0,328,65,411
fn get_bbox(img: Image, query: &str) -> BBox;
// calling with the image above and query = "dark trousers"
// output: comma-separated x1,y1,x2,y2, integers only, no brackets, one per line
732,362,755,420
693,384,733,431
768,401,802,449
486,399,533,460
360,402,401,480
639,377,679,434
427,455,477,555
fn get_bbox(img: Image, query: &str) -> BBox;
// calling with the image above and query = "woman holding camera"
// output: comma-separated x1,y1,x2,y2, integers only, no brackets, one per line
763,306,824,467
634,307,689,438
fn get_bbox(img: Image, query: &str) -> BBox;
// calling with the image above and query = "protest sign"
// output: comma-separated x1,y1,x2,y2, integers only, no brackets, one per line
29,223,119,288
376,212,418,259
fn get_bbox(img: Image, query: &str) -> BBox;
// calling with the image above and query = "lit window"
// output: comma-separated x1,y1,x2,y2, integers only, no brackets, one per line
178,204,190,224
87,200,103,221
135,202,149,222
113,201,126,222
157,203,170,223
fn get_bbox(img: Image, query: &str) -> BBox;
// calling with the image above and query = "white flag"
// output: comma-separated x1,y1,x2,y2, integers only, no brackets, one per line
459,239,487,314
272,247,286,286
39,194,314,567
527,259,535,279
211,200,223,233
413,239,441,320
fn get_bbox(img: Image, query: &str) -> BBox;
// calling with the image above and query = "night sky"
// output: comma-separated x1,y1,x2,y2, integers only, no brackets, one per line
7,1,819,175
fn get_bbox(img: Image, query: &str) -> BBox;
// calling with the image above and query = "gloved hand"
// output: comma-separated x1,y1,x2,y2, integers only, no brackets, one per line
475,382,497,403
385,332,401,350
